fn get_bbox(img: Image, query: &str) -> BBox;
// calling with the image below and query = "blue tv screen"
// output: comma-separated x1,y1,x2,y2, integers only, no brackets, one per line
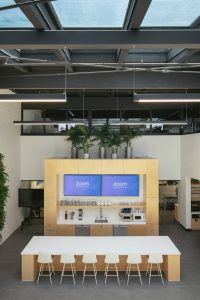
64,175,101,196
102,175,139,196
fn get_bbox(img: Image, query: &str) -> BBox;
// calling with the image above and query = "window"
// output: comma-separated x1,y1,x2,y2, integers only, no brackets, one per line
53,0,130,28
0,0,33,28
141,0,200,27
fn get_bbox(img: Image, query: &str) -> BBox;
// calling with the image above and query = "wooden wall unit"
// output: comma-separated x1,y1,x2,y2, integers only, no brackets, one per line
44,159,159,236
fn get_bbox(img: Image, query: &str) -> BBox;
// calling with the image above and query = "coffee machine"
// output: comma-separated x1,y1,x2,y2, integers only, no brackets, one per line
78,209,83,220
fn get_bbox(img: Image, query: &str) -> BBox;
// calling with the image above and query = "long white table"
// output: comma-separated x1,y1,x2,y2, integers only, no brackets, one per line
21,236,181,282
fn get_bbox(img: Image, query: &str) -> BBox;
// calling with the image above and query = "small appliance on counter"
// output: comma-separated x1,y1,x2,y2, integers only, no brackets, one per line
119,208,133,222
133,208,145,222
78,209,83,220
70,211,75,220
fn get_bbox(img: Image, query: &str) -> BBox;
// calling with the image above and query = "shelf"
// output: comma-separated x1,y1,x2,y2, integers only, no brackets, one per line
58,204,145,209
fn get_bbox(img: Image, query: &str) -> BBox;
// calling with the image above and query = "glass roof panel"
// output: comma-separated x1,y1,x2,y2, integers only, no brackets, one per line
141,0,200,27
53,0,130,28
0,0,33,28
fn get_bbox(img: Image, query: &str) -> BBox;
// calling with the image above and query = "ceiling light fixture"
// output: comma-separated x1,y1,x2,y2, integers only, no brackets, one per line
135,93,200,103
0,94,66,103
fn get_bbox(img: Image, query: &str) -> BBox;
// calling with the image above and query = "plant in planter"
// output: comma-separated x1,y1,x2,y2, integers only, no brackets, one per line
93,124,110,158
108,131,123,159
65,126,82,158
120,125,140,158
78,125,93,159
0,153,9,241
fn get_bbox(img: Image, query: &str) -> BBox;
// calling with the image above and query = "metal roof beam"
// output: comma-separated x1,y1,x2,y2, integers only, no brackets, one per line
0,49,28,73
167,16,200,62
1,71,200,89
1,30,200,49
15,0,72,70
117,0,152,63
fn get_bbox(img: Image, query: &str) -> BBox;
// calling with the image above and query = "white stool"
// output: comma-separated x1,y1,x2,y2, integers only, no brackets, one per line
104,253,120,285
37,253,55,284
146,254,164,285
82,253,97,284
126,254,142,285
60,253,76,285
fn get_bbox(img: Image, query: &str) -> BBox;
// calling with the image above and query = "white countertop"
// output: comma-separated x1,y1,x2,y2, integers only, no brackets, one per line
21,236,181,256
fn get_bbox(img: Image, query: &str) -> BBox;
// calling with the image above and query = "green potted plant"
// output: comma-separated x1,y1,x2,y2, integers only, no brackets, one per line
93,124,110,158
78,125,93,159
65,126,82,158
0,153,9,242
120,125,140,158
108,131,123,159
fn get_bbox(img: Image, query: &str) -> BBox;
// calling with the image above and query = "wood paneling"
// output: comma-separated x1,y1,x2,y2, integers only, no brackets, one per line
101,160,124,173
57,160,79,174
146,197,159,225
78,160,101,174
123,160,147,174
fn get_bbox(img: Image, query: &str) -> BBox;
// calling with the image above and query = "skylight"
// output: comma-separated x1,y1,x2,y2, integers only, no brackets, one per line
0,0,33,28
52,0,130,28
141,0,200,27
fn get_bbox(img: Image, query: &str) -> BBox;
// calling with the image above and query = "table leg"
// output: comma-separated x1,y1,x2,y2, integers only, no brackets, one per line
22,255,37,281
163,255,180,281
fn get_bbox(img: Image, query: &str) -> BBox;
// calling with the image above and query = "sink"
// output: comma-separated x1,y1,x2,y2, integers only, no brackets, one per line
95,218,108,223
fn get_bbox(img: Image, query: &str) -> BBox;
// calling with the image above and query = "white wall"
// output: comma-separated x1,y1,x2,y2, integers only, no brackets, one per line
20,135,181,180
132,136,181,180
0,102,22,243
179,133,200,228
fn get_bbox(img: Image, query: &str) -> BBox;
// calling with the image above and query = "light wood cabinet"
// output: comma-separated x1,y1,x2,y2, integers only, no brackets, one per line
128,225,147,236
56,225,75,236
90,225,113,236
45,225,56,236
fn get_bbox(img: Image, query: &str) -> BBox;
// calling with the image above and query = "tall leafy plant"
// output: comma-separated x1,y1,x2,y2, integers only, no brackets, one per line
65,126,82,147
120,125,140,147
93,124,110,147
78,125,93,154
108,131,123,154
0,153,9,238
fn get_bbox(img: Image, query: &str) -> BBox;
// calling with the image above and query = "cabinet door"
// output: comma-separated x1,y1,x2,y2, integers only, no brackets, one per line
56,225,75,236
101,225,113,236
45,225,56,236
127,225,147,236
90,225,102,236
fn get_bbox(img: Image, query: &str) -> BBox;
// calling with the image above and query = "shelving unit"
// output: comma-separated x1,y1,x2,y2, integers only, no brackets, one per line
58,204,145,209
191,180,200,230
44,159,159,236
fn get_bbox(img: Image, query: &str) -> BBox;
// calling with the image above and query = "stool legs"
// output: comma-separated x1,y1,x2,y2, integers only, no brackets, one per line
60,263,76,285
82,263,97,285
127,263,142,285
105,263,120,285
37,263,54,285
148,263,164,285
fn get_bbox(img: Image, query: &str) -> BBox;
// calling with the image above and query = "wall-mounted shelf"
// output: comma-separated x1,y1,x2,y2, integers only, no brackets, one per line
58,204,145,209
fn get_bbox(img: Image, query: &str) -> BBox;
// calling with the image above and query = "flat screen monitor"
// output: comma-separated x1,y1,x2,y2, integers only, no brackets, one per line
64,175,101,196
102,175,139,196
